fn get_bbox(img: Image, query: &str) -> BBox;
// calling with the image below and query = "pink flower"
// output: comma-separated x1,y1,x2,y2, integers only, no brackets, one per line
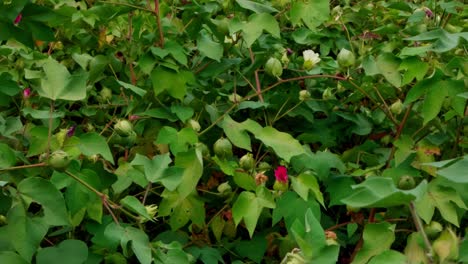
424,7,434,18
14,13,22,25
129,115,140,121
23,88,31,99
274,166,288,183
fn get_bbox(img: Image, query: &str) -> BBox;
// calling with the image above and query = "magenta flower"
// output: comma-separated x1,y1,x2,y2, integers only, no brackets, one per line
14,13,22,25
23,88,31,99
424,7,434,18
274,166,288,183
129,115,140,121
67,125,76,137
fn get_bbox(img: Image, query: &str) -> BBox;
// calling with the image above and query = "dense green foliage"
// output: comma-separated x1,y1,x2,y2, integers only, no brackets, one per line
0,0,467,263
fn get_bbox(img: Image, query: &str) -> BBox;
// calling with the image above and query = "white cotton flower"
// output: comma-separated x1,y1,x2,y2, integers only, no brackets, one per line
303,50,321,70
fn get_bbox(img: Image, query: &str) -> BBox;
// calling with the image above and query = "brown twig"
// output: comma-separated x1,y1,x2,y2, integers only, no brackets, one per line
248,48,264,102
386,103,414,168
0,162,47,172
154,0,164,47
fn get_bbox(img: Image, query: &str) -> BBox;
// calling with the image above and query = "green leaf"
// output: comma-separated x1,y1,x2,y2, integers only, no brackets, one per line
0,143,16,169
235,0,278,13
170,105,194,123
399,57,429,85
229,13,280,47
362,55,380,76
175,149,203,199
120,196,153,221
221,115,261,151
233,171,257,191
368,250,406,264
422,81,448,124
105,223,152,264
36,57,88,101
186,246,226,264
272,191,320,230
376,53,401,88
341,177,427,208
169,194,205,230
336,112,373,135
116,80,147,97
415,181,467,226
291,172,324,206
291,151,346,180
436,157,468,183
131,153,172,183
290,208,330,260
326,176,356,206
36,240,88,264
151,67,194,100
0,252,29,264
78,133,114,164
197,29,223,62
290,0,329,30
232,191,263,238
7,205,48,262
352,222,395,264
18,177,70,226
254,126,305,163
405,29,468,53
234,235,267,263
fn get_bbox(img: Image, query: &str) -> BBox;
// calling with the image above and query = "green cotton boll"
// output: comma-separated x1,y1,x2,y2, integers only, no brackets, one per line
114,119,134,136
265,57,283,78
337,48,356,68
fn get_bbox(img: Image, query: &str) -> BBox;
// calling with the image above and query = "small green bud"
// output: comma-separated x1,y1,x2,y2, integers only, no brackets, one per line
390,99,403,115
114,119,133,136
186,119,201,132
337,48,356,68
265,57,283,78
322,87,335,100
217,181,232,195
299,90,311,101
239,153,255,171
213,138,233,159
398,175,416,190
48,150,71,171
228,93,242,104
424,221,443,238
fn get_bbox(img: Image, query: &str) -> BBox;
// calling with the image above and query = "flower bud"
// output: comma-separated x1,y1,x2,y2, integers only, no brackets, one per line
217,181,232,195
114,119,133,137
239,153,255,171
433,228,459,262
257,161,271,171
213,137,233,159
23,88,31,99
322,87,335,100
337,48,356,68
14,13,22,25
186,119,201,132
265,57,283,78
424,221,443,238
390,99,403,115
299,90,311,101
48,150,71,171
398,175,416,190
99,87,112,102
228,93,242,103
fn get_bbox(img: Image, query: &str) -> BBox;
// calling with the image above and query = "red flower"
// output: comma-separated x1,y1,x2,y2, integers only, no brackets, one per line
274,166,288,183
14,13,22,25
